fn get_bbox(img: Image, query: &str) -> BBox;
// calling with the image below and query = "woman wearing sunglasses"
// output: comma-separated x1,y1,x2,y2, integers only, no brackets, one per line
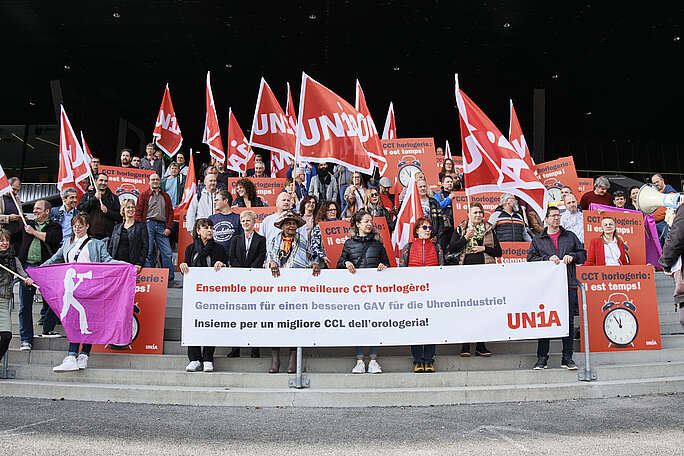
446,202,502,357
399,218,444,373
363,189,393,230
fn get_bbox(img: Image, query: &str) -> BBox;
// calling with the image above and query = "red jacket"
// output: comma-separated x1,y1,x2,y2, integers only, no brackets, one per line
584,236,628,266
135,188,174,231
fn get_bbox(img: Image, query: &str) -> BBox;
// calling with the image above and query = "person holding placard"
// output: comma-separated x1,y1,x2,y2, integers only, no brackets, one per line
584,217,629,266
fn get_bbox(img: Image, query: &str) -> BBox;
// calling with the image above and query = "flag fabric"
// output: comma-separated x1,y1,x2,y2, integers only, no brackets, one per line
202,71,225,163
508,100,536,173
226,108,254,174
58,105,90,195
355,80,388,175
250,78,296,178
381,102,397,140
0,164,11,196
27,262,136,344
79,131,94,169
153,83,183,158
294,72,373,173
444,140,453,160
174,149,197,221
390,173,424,266
455,75,547,218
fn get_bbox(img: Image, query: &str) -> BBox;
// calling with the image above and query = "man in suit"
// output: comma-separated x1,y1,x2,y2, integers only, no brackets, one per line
227,209,266,358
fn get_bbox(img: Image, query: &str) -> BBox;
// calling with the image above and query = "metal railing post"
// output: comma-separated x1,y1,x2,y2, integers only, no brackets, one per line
578,283,597,381
288,346,310,389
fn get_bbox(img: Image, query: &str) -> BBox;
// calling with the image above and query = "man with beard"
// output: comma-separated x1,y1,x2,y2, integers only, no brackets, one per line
76,173,122,239
488,193,531,242
119,148,133,168
309,162,338,203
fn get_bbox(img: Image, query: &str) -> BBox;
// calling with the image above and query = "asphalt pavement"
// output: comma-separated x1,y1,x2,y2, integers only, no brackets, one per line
1,393,683,455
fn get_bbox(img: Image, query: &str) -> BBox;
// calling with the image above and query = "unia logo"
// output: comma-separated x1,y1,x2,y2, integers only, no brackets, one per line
507,304,561,329
145,344,158,350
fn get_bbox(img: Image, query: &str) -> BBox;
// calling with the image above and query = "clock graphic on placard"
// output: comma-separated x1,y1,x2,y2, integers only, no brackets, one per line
397,155,422,186
602,292,638,348
543,177,563,204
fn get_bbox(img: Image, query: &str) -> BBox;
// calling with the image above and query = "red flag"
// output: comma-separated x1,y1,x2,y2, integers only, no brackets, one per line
153,83,183,158
250,78,295,178
79,131,94,169
202,71,225,163
294,73,373,173
355,80,388,175
226,108,254,174
455,75,547,218
58,105,90,195
390,173,424,266
444,140,453,160
508,99,536,173
0,164,11,196
174,149,197,221
381,102,397,140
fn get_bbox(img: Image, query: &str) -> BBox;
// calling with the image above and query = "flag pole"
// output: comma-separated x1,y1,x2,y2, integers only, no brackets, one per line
0,263,38,288
8,191,27,227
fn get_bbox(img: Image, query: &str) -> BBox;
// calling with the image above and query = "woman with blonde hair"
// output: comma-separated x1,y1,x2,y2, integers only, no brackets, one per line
341,186,359,220
585,217,629,266
363,188,392,228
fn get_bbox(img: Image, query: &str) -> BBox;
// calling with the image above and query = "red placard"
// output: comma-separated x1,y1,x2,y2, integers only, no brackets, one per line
578,265,661,352
583,210,646,265
99,165,154,203
233,206,277,233
381,138,440,191
177,211,193,272
534,156,580,206
226,177,285,207
320,217,392,268
452,191,503,228
93,268,168,355
496,242,531,264
577,178,593,195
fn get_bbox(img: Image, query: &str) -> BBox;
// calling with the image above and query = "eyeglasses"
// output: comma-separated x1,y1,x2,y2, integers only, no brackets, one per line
327,208,337,212
370,193,378,197
421,225,432,231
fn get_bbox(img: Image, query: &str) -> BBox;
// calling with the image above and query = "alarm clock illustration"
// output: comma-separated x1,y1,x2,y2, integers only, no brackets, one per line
543,177,563,204
397,155,422,186
107,303,141,350
601,292,638,348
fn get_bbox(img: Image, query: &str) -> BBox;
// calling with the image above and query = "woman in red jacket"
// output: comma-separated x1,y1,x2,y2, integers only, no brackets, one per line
585,217,629,266
400,217,444,373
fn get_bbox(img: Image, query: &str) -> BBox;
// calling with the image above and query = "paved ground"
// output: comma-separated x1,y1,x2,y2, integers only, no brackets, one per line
1,394,683,455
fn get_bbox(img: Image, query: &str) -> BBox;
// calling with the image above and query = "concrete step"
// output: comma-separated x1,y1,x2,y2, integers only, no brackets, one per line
2,376,683,407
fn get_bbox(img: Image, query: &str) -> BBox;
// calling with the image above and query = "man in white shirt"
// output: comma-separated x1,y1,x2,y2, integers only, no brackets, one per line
259,192,306,244
186,173,217,232
560,193,584,243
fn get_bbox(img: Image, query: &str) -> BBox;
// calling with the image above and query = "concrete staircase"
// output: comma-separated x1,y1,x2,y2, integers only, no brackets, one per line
1,272,683,407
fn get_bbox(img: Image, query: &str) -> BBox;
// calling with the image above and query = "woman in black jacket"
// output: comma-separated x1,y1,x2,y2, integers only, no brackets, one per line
232,178,267,207
108,199,148,270
337,210,390,374
179,218,227,373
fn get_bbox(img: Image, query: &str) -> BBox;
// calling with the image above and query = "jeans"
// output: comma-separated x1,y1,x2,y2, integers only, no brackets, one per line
145,220,174,283
537,288,577,360
68,343,92,356
19,278,57,343
656,220,670,247
355,346,377,359
411,344,436,363
188,346,215,362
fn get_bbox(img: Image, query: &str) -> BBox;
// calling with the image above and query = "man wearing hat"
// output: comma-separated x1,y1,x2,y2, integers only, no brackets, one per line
266,209,322,374
378,177,397,220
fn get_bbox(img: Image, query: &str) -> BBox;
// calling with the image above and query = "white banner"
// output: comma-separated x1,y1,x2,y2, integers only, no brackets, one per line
181,262,569,347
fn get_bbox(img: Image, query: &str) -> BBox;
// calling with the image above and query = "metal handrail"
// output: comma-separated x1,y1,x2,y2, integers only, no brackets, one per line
578,282,597,381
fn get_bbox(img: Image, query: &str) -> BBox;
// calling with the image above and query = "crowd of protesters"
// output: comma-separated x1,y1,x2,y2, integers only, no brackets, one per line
1,143,680,376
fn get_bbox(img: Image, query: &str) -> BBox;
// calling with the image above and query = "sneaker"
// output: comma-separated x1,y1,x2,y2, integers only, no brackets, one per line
53,355,79,373
77,353,88,370
185,360,202,372
367,359,382,374
533,356,548,370
40,331,62,338
561,359,578,370
424,361,436,373
413,361,425,373
475,343,492,357
460,343,471,357
351,359,366,374
203,361,214,372
20,341,32,351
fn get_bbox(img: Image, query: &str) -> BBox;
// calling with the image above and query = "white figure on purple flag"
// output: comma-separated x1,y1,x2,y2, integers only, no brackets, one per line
61,268,93,334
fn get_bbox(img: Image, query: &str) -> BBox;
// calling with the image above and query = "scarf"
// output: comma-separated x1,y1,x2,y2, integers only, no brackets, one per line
278,234,295,266
191,239,214,267
465,221,487,253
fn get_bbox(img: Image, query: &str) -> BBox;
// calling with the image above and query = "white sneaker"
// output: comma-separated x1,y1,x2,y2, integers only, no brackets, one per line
203,361,214,372
53,355,79,373
367,359,382,374
20,342,32,351
77,354,88,370
185,360,202,372
351,359,366,374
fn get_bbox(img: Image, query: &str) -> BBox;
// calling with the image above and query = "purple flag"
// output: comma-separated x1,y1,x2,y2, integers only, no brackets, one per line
27,262,136,344
588,203,663,267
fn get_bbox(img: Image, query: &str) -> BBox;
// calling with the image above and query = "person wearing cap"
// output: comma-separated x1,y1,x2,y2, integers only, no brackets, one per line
266,210,322,374
378,177,397,219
